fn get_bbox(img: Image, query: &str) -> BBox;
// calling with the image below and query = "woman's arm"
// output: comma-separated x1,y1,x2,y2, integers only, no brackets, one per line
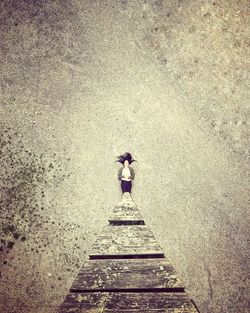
129,167,135,180
118,168,122,180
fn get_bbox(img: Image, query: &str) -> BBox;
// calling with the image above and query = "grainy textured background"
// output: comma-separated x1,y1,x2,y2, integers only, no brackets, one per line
0,1,249,312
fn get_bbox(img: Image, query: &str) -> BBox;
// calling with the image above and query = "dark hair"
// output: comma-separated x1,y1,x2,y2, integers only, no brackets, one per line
115,152,137,165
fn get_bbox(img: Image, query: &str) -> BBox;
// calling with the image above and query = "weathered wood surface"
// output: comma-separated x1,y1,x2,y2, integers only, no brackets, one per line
109,192,144,224
58,191,200,312
58,292,200,313
70,258,184,292
106,292,200,313
58,292,107,313
120,191,135,202
108,205,145,225
89,225,165,259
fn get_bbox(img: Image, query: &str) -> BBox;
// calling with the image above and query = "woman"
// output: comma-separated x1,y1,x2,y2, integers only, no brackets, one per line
115,152,137,194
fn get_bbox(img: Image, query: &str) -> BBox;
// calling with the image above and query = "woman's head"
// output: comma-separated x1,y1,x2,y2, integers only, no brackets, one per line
115,152,137,166
123,160,129,167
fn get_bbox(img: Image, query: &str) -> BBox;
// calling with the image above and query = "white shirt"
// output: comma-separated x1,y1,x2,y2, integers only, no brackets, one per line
121,167,131,181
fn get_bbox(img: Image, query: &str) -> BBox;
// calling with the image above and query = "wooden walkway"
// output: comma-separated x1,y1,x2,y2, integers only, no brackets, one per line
58,192,200,313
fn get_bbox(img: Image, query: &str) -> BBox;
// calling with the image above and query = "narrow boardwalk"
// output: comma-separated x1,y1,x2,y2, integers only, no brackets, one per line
58,192,200,312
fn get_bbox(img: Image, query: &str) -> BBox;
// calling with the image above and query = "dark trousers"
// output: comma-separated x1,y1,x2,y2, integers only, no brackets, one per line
121,180,132,193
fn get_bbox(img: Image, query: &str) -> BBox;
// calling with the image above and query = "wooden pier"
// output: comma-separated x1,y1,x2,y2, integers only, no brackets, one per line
58,192,200,312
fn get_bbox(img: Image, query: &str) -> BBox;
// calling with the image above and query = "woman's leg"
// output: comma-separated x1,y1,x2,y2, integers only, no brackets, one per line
121,180,132,193
129,181,132,193
126,181,132,193
121,180,126,193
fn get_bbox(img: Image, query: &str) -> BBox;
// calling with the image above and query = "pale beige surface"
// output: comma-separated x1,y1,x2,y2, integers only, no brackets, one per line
0,1,249,312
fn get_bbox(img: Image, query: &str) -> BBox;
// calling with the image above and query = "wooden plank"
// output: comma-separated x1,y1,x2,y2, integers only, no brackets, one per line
70,258,185,292
110,192,145,224
58,292,109,313
108,205,145,225
105,292,200,313
121,191,134,200
58,292,200,313
89,225,165,259
117,192,137,208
